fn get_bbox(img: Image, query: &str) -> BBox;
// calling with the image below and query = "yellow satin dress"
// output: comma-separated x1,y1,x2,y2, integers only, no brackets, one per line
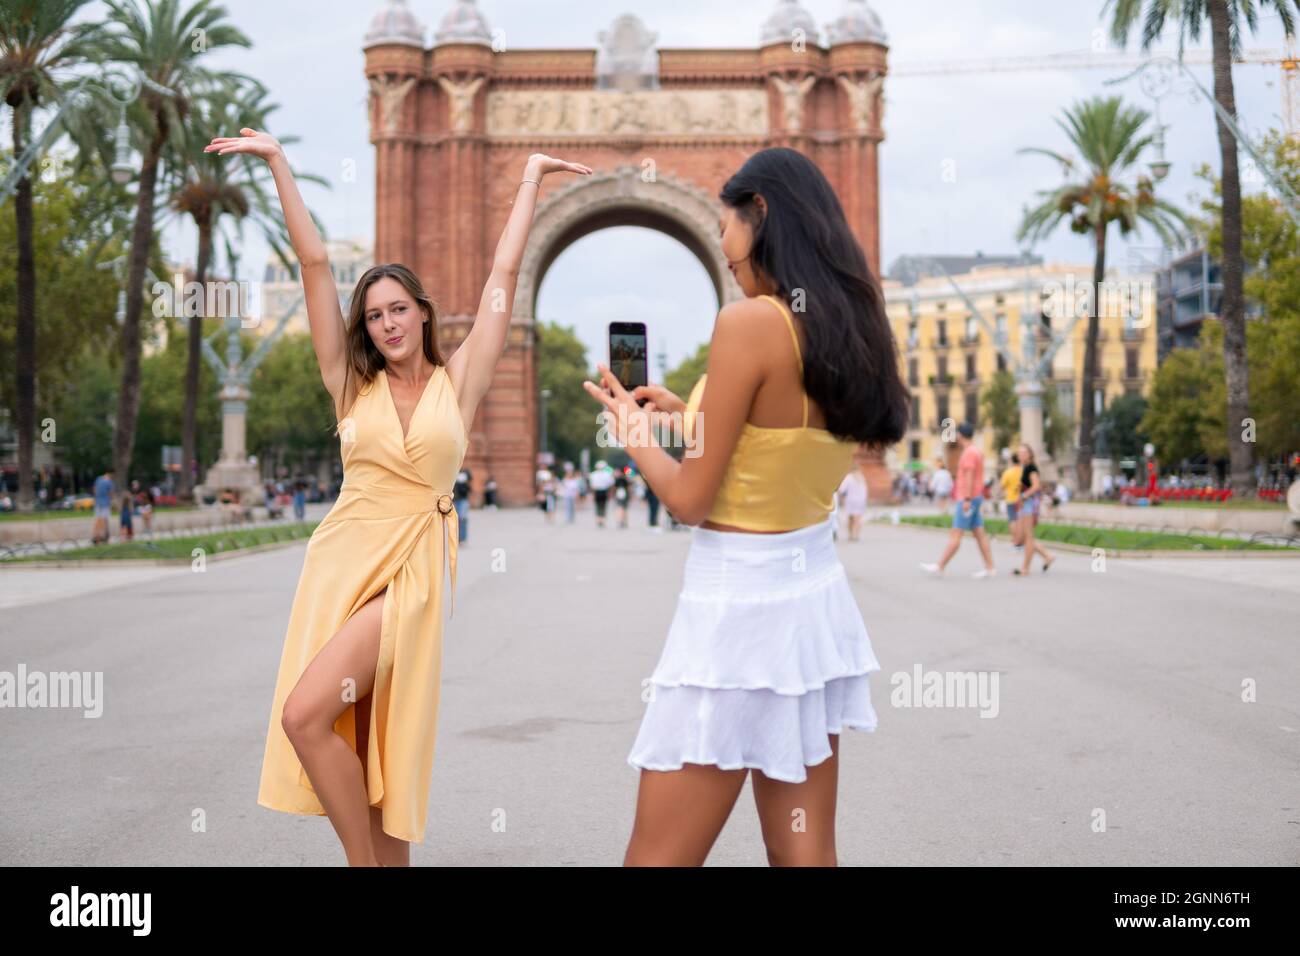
257,364,467,844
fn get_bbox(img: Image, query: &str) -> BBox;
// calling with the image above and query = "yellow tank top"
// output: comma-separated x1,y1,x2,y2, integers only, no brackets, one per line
684,294,861,532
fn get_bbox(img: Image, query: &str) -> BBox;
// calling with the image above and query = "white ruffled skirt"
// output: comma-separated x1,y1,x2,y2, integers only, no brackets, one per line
629,517,879,782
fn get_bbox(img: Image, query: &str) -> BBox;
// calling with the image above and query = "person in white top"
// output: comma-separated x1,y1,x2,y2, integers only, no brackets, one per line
560,464,582,524
836,468,869,541
930,460,954,514
587,461,615,528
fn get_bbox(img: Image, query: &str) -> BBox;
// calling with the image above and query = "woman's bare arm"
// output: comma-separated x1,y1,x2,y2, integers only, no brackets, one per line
205,128,346,403
583,297,772,525
445,153,591,427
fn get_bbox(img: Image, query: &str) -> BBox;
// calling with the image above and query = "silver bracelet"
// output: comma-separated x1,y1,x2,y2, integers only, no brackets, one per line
520,178,540,187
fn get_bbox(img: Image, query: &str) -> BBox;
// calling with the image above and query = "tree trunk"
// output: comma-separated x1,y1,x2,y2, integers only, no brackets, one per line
1209,0,1253,493
12,98,37,512
179,219,212,502
1076,220,1107,496
112,111,168,488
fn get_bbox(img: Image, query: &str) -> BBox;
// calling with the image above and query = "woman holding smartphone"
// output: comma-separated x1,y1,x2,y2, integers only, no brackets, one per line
207,128,590,865
585,147,909,866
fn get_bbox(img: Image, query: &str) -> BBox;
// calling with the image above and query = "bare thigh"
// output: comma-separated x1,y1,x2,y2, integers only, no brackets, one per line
624,763,749,866
281,587,386,748
752,735,840,866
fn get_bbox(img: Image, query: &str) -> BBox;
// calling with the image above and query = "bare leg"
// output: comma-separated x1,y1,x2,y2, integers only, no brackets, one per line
935,529,963,570
1020,524,1037,575
280,588,387,867
624,763,749,866
971,527,995,570
355,688,411,867
752,735,839,866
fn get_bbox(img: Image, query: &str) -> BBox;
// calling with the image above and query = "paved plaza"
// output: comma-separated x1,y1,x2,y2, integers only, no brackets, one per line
1,505,1297,866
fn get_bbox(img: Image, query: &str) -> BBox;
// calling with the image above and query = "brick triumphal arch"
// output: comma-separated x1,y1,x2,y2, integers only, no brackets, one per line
364,0,889,504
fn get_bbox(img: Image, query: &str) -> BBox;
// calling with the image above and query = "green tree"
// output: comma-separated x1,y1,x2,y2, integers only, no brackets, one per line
1016,94,1191,493
1198,133,1300,462
1094,392,1149,460
1140,329,1227,466
99,0,251,487
167,78,309,500
245,331,337,479
133,318,221,484
0,156,131,486
665,341,708,403
1042,384,1072,461
0,0,103,509
47,344,116,488
980,369,1018,453
1106,0,1300,492
536,321,597,470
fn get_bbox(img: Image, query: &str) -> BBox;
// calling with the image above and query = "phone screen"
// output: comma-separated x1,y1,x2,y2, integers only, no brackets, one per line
608,322,648,400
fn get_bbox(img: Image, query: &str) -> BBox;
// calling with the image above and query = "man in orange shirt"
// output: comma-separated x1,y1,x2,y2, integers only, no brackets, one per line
921,423,996,578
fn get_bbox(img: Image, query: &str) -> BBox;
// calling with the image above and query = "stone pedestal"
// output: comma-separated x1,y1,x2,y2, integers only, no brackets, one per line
194,458,262,506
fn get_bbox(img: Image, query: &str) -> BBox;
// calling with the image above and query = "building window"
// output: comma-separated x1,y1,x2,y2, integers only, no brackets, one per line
909,439,921,460
965,316,978,342
1125,347,1139,378
937,356,948,381
965,354,976,382
908,357,919,387
995,312,1007,339
936,394,949,425
907,321,918,348
911,395,920,428
936,320,948,346
997,352,1007,372
964,392,978,426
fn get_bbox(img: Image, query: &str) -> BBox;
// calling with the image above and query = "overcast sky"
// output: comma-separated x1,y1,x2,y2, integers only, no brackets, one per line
137,0,1293,372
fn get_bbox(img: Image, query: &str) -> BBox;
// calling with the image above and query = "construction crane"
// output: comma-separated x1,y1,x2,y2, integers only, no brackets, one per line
891,46,1300,135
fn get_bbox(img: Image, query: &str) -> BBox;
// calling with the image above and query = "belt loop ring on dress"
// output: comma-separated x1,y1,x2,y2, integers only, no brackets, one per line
436,493,454,515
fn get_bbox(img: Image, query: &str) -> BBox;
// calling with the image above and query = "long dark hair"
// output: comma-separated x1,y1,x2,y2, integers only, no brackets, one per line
327,263,445,435
718,147,909,448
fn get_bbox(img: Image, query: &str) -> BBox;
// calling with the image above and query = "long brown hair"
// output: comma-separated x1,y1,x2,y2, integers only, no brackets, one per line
329,263,445,436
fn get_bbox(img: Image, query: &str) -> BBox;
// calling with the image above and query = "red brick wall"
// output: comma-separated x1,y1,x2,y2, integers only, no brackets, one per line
367,40,887,505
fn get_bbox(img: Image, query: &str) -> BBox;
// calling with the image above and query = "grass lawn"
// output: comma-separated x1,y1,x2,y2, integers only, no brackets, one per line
1086,498,1285,511
897,515,1293,551
1,521,318,562
0,505,201,522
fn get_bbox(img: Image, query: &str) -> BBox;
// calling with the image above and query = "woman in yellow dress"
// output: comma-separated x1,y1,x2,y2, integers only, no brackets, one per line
205,128,590,866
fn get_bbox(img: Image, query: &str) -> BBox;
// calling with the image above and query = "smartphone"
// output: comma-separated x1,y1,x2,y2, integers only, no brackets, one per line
608,322,648,405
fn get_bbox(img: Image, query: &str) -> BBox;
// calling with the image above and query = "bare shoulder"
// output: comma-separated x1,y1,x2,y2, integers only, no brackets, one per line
715,295,788,339
713,295,790,360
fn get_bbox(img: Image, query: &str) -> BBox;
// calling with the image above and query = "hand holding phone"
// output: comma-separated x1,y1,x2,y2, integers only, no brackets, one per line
608,322,648,406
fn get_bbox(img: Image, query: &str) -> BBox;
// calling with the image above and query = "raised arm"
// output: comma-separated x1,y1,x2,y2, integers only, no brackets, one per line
445,153,592,427
204,128,347,405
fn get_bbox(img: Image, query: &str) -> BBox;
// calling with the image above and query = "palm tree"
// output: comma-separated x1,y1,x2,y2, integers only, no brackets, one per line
98,0,249,488
1106,0,1300,492
168,78,317,501
0,0,102,511
1016,95,1190,493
